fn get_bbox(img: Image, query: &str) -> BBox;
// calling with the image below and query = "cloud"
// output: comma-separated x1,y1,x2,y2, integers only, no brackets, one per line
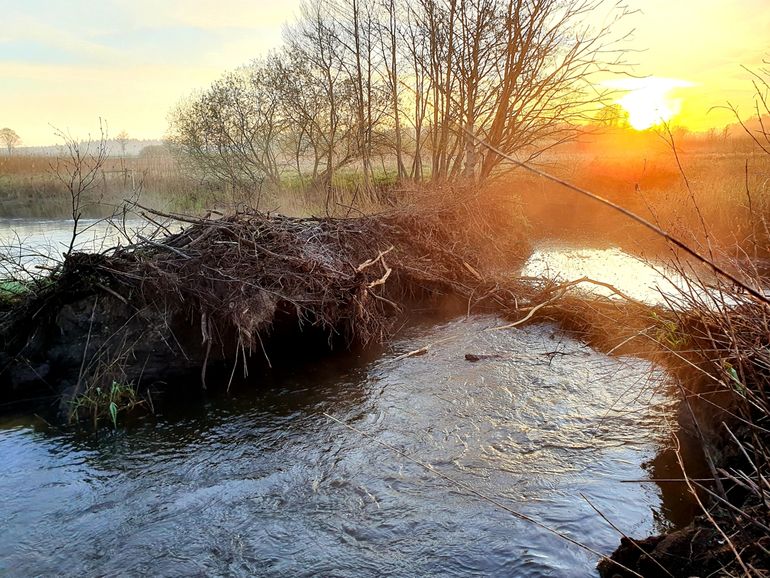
0,14,124,65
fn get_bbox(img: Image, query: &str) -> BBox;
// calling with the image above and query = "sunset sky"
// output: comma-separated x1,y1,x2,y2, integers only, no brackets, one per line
1,0,769,146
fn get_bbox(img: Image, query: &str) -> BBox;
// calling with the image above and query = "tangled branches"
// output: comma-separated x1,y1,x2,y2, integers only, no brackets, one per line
105,203,524,349
0,196,530,401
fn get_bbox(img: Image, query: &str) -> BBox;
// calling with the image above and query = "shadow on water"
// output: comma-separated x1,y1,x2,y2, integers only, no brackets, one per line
0,312,703,577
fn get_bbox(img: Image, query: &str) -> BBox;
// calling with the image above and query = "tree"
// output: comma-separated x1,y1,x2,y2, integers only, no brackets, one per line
408,0,632,183
594,104,630,128
116,130,130,157
168,60,293,208
169,0,631,199
282,5,361,185
50,122,109,258
0,128,21,154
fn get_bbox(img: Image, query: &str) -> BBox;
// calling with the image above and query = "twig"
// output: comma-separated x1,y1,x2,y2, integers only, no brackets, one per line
390,334,459,362
137,235,191,260
488,290,565,330
357,246,394,272
74,295,99,398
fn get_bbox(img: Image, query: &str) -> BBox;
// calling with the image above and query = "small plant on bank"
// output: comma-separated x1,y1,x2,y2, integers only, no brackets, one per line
69,380,145,429
650,310,688,349
0,280,30,305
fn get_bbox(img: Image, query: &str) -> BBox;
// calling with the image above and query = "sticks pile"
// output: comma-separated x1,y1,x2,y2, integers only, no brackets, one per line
102,204,522,349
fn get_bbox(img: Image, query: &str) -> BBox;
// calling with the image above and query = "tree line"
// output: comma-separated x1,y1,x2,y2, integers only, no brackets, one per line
168,0,630,204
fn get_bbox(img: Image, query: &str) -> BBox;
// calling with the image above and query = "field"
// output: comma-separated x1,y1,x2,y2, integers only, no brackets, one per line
0,147,209,218
2,129,769,242
503,131,770,259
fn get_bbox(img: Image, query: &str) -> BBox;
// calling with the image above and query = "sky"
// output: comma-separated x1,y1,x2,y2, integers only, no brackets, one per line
1,0,769,146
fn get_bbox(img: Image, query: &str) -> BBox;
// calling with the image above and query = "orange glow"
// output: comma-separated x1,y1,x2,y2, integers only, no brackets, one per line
606,77,694,131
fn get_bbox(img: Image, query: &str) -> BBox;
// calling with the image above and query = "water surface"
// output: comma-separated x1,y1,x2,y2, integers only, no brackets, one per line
0,316,679,577
0,218,165,274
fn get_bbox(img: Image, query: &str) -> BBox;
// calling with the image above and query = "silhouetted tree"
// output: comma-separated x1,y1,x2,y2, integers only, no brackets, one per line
169,0,631,195
594,104,630,128
116,130,130,157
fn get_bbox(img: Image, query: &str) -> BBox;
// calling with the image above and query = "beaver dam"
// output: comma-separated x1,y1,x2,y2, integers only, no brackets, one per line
1,199,769,576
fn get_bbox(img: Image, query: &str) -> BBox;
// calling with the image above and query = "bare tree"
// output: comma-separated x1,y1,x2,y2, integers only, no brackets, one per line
409,0,632,183
593,104,629,128
376,0,407,181
168,60,292,208
168,0,631,203
286,2,362,186
0,128,21,155
50,122,109,258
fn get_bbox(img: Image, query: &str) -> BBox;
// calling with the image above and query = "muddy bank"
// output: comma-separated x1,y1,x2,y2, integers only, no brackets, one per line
600,405,770,576
601,511,769,577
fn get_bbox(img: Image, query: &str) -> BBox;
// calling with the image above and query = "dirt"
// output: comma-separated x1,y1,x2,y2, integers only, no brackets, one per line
600,508,770,577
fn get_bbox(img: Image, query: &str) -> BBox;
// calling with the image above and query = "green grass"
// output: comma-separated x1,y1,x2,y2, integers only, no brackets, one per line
69,380,145,429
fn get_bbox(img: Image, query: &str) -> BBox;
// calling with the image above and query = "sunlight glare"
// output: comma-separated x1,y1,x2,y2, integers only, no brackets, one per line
606,77,693,130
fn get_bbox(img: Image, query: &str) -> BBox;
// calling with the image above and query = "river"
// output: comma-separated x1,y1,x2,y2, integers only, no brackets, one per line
0,219,692,577
0,218,168,275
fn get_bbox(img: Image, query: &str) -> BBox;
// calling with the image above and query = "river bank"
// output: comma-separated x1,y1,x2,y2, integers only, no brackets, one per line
598,294,770,576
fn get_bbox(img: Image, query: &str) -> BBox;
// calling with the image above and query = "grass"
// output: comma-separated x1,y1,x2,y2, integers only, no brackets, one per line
0,280,29,298
0,151,219,219
514,136,770,258
0,151,408,219
69,380,146,429
5,130,767,235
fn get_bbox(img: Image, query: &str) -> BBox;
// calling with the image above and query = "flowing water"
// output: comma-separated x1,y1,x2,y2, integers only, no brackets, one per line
0,316,686,577
0,220,692,577
523,242,687,305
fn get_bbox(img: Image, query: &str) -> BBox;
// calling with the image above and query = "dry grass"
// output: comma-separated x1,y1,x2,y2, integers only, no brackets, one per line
0,151,432,219
513,141,770,259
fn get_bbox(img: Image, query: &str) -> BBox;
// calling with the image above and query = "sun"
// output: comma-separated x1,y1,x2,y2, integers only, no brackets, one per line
605,77,693,131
